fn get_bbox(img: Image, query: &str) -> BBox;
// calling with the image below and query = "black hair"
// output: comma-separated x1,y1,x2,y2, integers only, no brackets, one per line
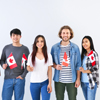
81,36,95,61
10,28,21,36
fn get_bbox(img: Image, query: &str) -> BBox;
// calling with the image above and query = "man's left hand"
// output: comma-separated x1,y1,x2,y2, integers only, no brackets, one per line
16,76,23,80
75,79,80,88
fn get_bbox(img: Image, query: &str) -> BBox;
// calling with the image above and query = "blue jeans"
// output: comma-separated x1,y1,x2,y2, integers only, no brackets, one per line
81,82,97,100
2,78,25,100
30,80,50,100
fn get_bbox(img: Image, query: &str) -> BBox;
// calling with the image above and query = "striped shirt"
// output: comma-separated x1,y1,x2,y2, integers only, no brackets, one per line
59,43,73,83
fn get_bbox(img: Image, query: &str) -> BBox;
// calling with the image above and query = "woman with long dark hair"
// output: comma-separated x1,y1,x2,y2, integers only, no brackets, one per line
27,35,53,100
80,36,99,100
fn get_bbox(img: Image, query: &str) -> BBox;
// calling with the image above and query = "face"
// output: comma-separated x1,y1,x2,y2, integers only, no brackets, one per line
82,38,91,51
36,37,44,49
11,33,21,43
60,29,71,42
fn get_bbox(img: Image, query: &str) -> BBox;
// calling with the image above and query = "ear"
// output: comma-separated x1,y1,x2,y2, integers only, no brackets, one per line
10,36,12,39
70,33,71,39
60,33,62,38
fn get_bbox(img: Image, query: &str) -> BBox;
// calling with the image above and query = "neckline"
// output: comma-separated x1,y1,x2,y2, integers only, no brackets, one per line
61,42,70,47
11,44,23,48
36,57,44,61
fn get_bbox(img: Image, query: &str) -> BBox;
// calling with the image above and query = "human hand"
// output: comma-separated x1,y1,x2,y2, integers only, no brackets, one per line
27,66,34,72
16,76,23,80
56,65,62,70
3,64,7,69
47,84,52,93
79,67,85,73
75,79,80,88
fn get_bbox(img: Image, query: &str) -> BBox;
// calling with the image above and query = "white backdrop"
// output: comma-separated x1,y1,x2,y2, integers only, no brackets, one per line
0,0,100,100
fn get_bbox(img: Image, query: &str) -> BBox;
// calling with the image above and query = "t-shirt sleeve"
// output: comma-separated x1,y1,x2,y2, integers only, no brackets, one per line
27,54,31,66
48,53,53,66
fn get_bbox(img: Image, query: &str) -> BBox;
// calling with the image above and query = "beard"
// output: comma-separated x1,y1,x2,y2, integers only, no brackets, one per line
62,37,70,42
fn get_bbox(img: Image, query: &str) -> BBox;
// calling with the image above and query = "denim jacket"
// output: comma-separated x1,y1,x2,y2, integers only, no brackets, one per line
51,41,81,82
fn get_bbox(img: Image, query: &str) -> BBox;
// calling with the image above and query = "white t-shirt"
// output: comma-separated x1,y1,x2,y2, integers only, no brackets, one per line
27,53,53,83
0,51,1,76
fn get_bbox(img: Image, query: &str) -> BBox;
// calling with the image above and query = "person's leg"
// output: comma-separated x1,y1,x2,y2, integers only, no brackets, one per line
87,83,97,100
55,82,65,100
2,79,13,100
30,82,41,100
14,78,25,100
41,80,50,100
93,83,97,100
66,83,77,100
81,82,87,100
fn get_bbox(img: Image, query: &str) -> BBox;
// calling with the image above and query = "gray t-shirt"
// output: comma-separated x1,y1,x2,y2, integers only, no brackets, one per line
1,44,29,79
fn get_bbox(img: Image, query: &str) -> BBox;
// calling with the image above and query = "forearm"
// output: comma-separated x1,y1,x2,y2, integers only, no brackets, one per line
21,68,28,78
27,65,30,71
52,63,56,69
1,49,6,67
77,70,81,80
1,57,6,67
83,70,91,73
48,66,52,85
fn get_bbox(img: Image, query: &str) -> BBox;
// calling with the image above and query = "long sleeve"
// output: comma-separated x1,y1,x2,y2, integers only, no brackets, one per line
21,48,30,78
89,52,99,73
1,47,6,67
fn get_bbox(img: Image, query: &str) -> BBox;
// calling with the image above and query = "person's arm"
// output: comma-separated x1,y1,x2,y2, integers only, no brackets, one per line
17,48,30,79
1,47,8,69
89,52,99,73
52,63,62,70
47,65,52,93
27,65,34,72
26,53,34,72
75,46,81,88
80,67,91,73
80,52,99,74
51,47,62,70
75,70,81,88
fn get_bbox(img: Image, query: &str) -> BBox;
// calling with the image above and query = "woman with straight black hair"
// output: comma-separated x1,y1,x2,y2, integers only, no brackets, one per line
80,36,99,100
27,35,53,100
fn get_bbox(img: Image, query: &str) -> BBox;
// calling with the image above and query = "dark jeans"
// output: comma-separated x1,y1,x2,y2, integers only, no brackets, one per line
55,82,77,100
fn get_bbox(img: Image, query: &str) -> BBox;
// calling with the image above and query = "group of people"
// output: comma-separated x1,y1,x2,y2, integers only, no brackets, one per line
0,25,99,100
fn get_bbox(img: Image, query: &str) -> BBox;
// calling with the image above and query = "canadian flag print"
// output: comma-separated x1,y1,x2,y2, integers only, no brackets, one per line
7,53,17,69
62,52,70,67
21,54,27,69
88,50,96,66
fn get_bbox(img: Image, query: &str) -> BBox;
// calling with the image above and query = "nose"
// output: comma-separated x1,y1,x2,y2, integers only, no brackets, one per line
64,33,68,36
14,35,18,38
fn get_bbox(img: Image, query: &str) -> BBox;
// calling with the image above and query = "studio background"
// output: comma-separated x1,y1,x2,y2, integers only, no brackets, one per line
0,0,100,100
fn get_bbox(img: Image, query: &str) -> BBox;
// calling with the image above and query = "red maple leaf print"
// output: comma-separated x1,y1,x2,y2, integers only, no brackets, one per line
62,52,69,67
9,59,13,63
91,56,94,60
64,52,68,61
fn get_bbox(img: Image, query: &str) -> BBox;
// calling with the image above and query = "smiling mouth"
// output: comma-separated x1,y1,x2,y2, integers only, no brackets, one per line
14,39,17,40
63,37,68,39
38,45,42,47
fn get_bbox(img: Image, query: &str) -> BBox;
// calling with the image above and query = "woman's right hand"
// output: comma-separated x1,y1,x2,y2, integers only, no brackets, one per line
27,66,34,72
79,67,85,73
